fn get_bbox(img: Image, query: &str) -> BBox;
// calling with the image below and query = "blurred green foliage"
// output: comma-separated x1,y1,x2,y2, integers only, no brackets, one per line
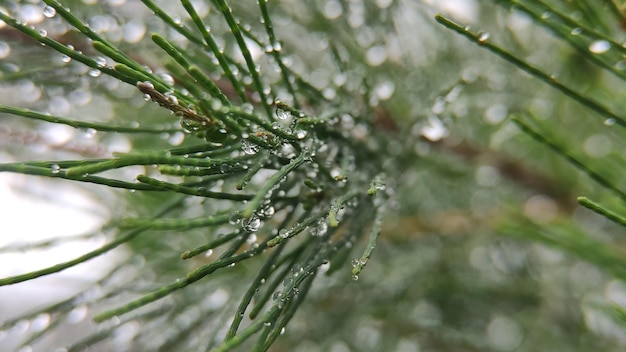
1,0,626,351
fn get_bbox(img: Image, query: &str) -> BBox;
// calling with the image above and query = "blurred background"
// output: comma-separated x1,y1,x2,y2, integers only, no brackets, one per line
2,0,626,351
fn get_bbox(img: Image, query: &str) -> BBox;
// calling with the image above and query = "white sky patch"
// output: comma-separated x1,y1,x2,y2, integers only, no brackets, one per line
0,171,111,270
423,0,479,23
0,172,120,321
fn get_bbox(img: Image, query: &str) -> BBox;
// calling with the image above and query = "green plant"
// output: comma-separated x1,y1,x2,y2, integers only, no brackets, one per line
436,0,626,349
1,1,392,350
3,1,626,351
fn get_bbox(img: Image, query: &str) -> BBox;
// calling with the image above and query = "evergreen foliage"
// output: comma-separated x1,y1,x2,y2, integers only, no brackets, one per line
1,1,626,351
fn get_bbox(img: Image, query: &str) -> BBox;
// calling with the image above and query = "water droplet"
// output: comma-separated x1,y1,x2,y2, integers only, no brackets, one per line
322,87,336,100
330,167,342,180
95,56,107,67
43,6,57,18
310,220,328,237
487,316,524,351
123,19,146,43
50,164,61,174
352,274,359,281
141,81,154,89
242,216,261,232
272,291,282,301
81,128,97,138
420,117,448,142
11,319,30,334
322,0,343,19
541,11,552,20
475,165,500,187
166,93,178,105
445,86,463,102
365,45,387,66
88,68,102,77
31,313,51,332
340,113,355,128
204,249,213,257
571,27,582,35
168,131,185,146
351,259,360,267
477,31,490,43
583,134,612,158
228,211,241,225
261,205,275,217
319,260,330,273
241,139,259,155
180,119,204,132
604,118,616,126
38,29,47,37
61,54,71,63
0,42,10,59
67,305,89,324
295,129,307,139
524,195,558,224
241,103,254,113
280,327,286,335
374,81,395,100
589,40,610,54
484,104,508,125
276,108,291,120
159,72,175,86
431,96,445,114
